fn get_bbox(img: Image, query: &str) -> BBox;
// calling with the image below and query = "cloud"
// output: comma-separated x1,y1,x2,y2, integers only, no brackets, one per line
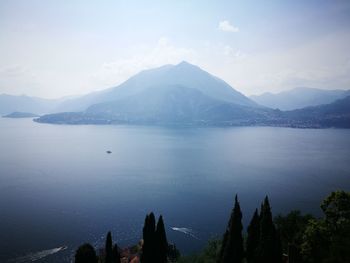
218,20,239,32
222,45,246,58
91,37,197,89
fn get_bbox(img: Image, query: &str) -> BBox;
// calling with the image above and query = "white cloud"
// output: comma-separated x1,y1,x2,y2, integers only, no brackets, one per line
218,20,239,32
222,45,246,58
91,37,197,89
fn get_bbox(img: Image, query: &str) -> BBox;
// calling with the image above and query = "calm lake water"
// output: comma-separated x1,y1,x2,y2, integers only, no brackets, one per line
1,118,350,262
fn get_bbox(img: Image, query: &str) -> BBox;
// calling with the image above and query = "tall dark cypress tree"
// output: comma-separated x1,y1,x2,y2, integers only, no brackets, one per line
141,214,151,263
112,244,121,263
141,212,157,263
259,202,264,221
246,208,260,263
258,196,282,263
105,231,113,263
156,215,168,263
148,212,156,234
218,195,244,263
218,229,230,263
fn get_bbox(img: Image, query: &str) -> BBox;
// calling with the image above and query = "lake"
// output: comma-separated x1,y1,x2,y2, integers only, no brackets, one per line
0,118,350,262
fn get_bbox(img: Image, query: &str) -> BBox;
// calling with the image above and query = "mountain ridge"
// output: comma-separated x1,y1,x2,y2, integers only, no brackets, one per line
35,93,350,128
250,87,350,110
55,61,257,112
0,94,64,115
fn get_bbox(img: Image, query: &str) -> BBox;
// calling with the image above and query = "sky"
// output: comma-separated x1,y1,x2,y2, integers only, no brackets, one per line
0,0,350,99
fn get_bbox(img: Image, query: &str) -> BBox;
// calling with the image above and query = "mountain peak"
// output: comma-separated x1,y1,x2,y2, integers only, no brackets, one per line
52,61,257,112
176,61,197,68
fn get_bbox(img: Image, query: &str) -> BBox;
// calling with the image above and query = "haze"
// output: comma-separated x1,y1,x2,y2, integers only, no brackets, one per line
1,0,350,99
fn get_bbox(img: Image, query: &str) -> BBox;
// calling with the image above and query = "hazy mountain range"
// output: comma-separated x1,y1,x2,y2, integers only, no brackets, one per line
250,87,350,110
0,94,60,115
2,62,350,128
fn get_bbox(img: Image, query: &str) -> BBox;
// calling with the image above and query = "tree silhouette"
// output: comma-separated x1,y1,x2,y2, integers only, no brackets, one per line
218,195,244,263
141,213,169,263
156,215,168,263
258,196,282,263
105,231,113,263
246,208,260,263
141,212,157,263
75,243,98,263
112,244,121,263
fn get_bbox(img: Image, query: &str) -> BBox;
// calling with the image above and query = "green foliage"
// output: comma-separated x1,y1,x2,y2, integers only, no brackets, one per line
74,191,350,263
168,244,181,262
300,190,350,263
275,210,314,263
274,210,313,263
177,239,221,263
323,190,350,263
301,219,330,263
275,210,314,252
321,190,350,231
218,195,244,263
75,243,98,263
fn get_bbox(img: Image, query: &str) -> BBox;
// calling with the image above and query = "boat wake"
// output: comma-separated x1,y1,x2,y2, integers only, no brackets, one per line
170,227,200,240
7,246,67,262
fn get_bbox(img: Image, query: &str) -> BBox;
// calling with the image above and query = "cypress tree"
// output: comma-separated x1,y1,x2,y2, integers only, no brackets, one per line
218,229,230,263
105,231,113,263
156,215,168,263
258,196,282,263
141,212,157,263
149,212,156,233
112,244,121,263
218,195,244,263
75,243,98,263
246,208,260,263
141,214,151,263
259,202,264,221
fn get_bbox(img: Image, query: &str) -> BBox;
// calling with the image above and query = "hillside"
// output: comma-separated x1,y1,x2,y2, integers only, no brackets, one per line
3,112,39,118
36,86,277,126
32,63,350,128
250,87,350,110
0,94,64,115
282,95,350,128
55,61,257,112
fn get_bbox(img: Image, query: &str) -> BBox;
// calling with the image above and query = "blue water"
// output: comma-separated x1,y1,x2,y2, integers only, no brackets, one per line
1,118,350,262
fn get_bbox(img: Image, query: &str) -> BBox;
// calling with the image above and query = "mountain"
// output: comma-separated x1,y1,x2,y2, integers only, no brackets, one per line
89,85,274,122
34,62,350,128
55,61,257,112
0,94,65,115
3,112,39,118
35,93,350,128
281,95,350,128
250,87,350,110
37,85,276,126
36,61,263,125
